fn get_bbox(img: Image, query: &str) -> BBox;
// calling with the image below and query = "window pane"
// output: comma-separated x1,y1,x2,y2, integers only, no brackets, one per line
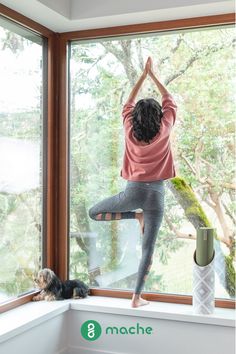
0,17,45,303
69,26,235,300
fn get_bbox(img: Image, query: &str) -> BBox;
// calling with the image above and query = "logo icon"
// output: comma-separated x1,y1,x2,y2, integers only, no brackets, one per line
81,320,102,341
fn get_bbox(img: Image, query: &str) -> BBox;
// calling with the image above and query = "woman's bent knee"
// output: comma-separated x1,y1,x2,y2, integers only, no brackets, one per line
88,207,97,220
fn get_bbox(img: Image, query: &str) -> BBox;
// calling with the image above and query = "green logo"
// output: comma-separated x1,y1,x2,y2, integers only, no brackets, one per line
81,320,102,341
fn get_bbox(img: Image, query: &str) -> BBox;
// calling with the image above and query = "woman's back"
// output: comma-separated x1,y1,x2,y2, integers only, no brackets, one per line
121,93,177,181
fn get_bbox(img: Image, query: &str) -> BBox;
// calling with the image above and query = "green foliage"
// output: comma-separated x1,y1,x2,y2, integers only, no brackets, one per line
1,24,235,300
225,255,236,297
0,111,41,138
0,27,42,301
69,26,235,298
172,177,211,227
144,272,164,292
0,191,42,299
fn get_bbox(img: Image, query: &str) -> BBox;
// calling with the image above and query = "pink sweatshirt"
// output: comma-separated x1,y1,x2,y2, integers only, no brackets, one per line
120,93,177,181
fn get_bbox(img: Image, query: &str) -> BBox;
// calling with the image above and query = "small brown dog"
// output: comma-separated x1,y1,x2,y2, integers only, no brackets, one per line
33,268,90,301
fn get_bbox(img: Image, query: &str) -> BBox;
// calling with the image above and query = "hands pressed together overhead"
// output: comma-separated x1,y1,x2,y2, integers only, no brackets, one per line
127,56,169,102
143,56,154,77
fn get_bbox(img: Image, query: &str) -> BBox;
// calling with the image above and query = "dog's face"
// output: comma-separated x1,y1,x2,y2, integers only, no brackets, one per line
34,268,56,290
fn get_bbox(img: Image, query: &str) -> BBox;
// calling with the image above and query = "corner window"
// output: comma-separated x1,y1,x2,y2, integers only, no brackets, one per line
68,25,235,300
0,16,46,303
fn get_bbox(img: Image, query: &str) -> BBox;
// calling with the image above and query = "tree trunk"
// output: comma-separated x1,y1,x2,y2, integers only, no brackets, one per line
107,119,120,270
166,177,235,297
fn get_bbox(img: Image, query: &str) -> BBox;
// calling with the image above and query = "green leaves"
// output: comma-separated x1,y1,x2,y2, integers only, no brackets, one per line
69,27,235,296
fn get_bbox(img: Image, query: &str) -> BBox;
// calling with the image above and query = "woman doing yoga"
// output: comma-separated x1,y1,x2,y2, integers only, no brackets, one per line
89,57,177,308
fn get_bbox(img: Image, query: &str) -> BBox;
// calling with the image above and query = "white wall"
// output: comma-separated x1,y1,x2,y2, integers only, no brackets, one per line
68,310,235,354
0,0,234,31
0,312,68,354
1,309,234,354
70,0,231,19
37,0,70,18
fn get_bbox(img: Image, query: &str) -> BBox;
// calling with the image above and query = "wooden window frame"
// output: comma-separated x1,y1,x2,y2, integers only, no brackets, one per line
0,4,235,313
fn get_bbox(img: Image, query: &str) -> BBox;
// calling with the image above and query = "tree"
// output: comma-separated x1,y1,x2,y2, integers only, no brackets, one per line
69,27,235,297
0,28,43,299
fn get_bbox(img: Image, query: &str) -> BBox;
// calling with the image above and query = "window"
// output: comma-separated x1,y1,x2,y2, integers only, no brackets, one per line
69,25,235,300
0,16,46,303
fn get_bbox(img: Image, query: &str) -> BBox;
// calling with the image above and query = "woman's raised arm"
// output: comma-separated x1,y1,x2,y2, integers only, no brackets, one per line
126,57,151,103
148,58,170,96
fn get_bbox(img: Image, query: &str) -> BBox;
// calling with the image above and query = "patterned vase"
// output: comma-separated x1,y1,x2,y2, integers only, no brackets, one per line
192,249,215,314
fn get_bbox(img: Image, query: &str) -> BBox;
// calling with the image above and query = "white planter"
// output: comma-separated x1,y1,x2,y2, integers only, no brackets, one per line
192,250,215,314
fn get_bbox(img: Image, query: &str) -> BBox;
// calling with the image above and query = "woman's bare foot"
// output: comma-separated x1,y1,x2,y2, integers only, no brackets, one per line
131,294,150,308
135,213,144,234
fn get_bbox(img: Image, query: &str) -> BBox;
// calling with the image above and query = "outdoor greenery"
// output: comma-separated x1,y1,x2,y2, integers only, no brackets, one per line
0,26,42,301
0,24,235,301
69,26,235,298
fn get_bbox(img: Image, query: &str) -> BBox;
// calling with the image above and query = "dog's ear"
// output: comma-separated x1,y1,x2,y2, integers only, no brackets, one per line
49,272,62,294
44,268,55,284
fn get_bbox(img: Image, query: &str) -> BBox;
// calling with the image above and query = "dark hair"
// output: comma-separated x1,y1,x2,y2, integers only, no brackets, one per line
131,98,163,144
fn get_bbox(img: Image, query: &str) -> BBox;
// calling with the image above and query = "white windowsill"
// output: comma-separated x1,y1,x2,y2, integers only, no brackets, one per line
0,296,235,344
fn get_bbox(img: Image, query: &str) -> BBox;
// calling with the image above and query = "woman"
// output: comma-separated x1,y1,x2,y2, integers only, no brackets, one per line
89,57,177,308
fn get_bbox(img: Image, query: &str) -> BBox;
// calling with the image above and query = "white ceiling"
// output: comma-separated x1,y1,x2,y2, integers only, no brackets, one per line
0,0,234,32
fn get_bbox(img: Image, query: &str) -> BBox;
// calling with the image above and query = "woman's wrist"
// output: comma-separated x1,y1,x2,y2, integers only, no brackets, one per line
141,71,147,79
149,70,158,80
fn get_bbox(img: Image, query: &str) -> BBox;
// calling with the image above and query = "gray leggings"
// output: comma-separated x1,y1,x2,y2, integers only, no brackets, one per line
88,180,165,294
